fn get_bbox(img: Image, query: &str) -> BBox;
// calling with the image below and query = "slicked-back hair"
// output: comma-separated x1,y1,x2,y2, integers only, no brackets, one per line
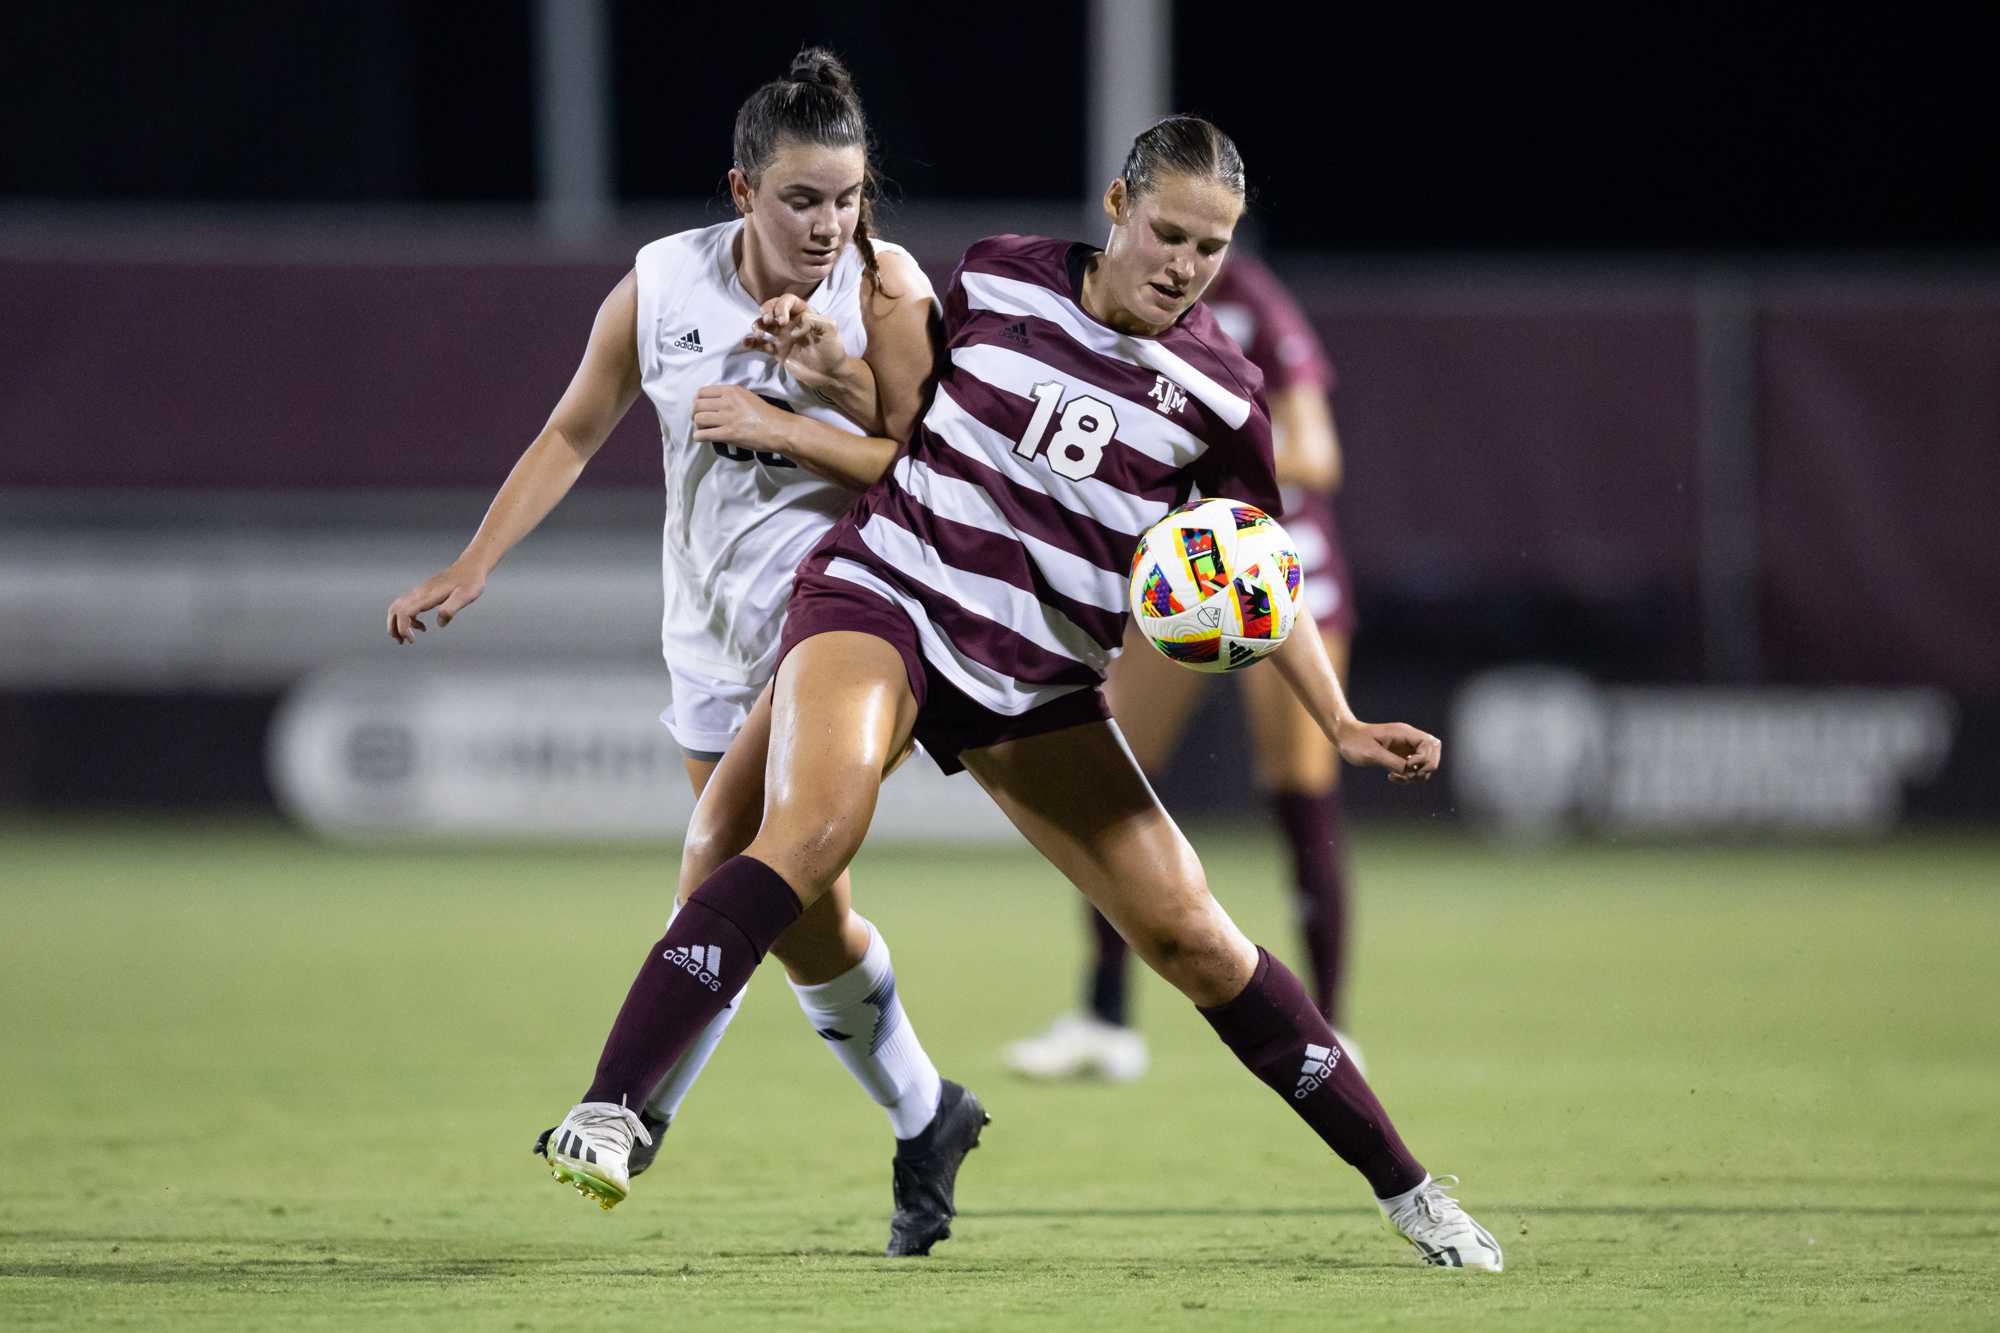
733,47,882,277
1119,115,1247,201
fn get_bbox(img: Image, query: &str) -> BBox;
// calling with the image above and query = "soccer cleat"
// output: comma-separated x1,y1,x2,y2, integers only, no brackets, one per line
1001,1012,1150,1082
537,1102,654,1210
1379,1175,1504,1272
886,1080,989,1256
536,1109,667,1176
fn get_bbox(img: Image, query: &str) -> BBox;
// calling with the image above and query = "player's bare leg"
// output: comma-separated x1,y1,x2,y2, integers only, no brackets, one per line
539,709,873,1186
733,632,918,892
1002,626,1206,1079
732,634,987,1252
568,714,879,1177
1102,621,1212,776
966,720,1255,1007
671,686,951,1149
962,720,1500,1271
556,633,984,1249
548,639,865,1207
1240,630,1359,1048
679,694,873,986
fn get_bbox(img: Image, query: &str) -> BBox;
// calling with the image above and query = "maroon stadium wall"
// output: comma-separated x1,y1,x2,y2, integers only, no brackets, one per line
4,257,1997,693
1759,298,2000,691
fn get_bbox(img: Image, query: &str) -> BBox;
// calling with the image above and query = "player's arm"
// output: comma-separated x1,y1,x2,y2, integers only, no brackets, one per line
744,249,940,441
1269,384,1342,492
689,386,896,492
387,271,643,643
1223,396,1431,780
856,249,943,441
1268,607,1439,783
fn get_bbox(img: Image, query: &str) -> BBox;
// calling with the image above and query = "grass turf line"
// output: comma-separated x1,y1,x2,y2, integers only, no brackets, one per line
1,817,1996,1330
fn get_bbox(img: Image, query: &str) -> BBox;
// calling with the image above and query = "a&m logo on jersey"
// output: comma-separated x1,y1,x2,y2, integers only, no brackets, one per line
1149,374,1188,417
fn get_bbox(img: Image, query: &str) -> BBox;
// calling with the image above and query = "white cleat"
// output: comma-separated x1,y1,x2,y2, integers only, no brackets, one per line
541,1102,653,1210
1332,1029,1367,1077
1379,1175,1504,1271
1001,1013,1150,1082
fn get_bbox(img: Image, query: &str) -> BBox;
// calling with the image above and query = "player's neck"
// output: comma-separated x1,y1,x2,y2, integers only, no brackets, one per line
734,225,821,305
1079,253,1175,340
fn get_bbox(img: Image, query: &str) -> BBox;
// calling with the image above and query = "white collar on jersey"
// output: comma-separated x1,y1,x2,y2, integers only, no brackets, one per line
718,217,841,313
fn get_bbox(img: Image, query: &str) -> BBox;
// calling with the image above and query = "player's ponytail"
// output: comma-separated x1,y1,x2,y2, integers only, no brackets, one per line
733,46,883,280
1119,115,1247,202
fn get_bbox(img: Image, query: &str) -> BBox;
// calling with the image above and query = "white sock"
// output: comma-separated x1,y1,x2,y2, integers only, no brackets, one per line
788,915,943,1140
642,901,745,1125
1376,1174,1434,1211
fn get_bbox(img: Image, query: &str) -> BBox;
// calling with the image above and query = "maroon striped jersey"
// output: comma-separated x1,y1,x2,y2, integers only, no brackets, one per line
803,235,1281,717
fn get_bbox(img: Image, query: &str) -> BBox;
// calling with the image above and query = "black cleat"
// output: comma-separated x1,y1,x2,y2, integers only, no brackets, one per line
534,1111,668,1175
886,1080,988,1256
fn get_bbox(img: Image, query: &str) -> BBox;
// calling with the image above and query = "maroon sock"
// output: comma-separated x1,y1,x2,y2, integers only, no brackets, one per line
582,856,802,1107
1201,947,1425,1198
1270,791,1349,1025
1086,906,1131,1026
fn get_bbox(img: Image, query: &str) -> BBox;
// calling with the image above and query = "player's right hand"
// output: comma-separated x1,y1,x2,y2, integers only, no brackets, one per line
744,294,845,385
1333,719,1441,784
387,561,488,644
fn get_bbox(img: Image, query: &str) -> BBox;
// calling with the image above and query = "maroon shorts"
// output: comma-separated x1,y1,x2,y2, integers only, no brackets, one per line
1281,488,1358,640
777,566,1111,776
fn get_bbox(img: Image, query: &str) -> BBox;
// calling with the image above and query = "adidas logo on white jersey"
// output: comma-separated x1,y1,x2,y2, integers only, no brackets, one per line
662,943,723,990
1293,1041,1341,1099
671,328,703,352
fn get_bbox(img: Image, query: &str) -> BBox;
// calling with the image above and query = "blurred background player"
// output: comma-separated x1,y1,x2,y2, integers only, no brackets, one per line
386,50,983,1255
1004,250,1362,1082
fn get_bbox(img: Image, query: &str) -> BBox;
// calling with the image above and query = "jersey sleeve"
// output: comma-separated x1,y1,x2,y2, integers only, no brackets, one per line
1188,388,1283,516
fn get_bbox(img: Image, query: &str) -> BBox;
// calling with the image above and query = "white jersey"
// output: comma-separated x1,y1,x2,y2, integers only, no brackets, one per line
634,220,912,685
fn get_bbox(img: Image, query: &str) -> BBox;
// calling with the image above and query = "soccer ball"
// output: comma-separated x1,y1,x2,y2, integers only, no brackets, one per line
1128,498,1303,673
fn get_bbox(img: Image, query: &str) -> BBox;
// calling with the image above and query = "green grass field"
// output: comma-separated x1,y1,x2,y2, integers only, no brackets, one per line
2,817,1997,1330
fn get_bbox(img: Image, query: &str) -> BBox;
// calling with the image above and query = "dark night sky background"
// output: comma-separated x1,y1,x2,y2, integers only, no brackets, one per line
3,1,1997,252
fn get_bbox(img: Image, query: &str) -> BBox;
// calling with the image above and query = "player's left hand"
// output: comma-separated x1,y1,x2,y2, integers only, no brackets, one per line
744,294,846,385
1334,720,1441,783
691,384,790,453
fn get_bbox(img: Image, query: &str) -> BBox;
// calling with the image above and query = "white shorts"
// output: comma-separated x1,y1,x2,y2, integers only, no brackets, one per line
659,661,767,760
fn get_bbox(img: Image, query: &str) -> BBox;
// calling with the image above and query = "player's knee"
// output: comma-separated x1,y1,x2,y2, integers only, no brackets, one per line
1143,933,1245,1007
749,795,872,898
680,809,752,895
1129,890,1242,1000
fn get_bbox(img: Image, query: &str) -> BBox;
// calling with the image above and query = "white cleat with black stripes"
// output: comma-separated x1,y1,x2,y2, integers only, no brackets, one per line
538,1102,653,1210
1379,1175,1504,1272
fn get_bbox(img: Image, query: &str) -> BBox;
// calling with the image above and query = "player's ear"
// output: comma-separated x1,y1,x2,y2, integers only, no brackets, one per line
729,168,755,216
1102,178,1128,226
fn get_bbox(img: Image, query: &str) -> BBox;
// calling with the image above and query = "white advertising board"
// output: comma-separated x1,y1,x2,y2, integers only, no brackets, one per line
1452,667,1954,838
269,665,1026,844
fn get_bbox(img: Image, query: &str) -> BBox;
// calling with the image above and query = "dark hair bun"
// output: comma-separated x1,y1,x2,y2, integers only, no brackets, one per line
735,46,881,277
788,47,853,93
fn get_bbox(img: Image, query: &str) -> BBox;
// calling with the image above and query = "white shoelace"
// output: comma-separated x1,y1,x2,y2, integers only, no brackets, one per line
571,1101,655,1149
1392,1174,1464,1230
